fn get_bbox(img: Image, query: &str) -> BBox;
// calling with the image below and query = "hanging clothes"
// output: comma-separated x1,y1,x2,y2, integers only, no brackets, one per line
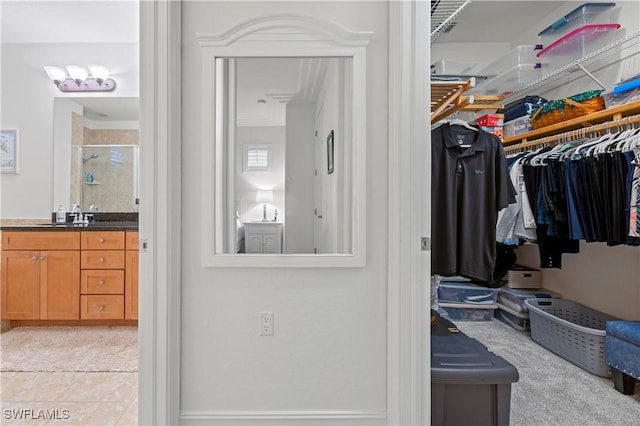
510,126,640,269
431,123,516,283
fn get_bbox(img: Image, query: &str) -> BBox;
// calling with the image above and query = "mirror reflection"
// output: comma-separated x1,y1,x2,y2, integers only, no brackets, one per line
72,144,139,212
216,57,353,255
52,97,140,213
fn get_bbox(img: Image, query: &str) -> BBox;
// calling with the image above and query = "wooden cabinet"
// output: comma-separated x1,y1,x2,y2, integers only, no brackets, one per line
1,232,80,320
125,231,139,320
1,229,138,323
244,222,283,253
80,231,125,319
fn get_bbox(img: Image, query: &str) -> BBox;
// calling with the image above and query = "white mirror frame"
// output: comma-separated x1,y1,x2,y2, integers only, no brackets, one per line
198,15,370,268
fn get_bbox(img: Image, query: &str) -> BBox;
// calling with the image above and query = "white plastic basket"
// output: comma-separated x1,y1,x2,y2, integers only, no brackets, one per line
525,299,619,377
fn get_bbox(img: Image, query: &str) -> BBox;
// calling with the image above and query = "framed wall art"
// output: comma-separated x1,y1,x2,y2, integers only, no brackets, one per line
1,129,18,173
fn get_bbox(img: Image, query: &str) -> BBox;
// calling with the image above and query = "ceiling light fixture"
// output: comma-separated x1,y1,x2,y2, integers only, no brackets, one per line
44,64,116,92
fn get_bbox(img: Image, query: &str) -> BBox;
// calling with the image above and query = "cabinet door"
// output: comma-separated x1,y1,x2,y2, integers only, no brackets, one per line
1,251,40,319
125,250,139,320
40,251,80,320
262,234,279,253
245,234,263,253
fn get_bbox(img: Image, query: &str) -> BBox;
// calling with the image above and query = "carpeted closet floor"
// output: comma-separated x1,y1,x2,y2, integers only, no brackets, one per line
457,319,640,426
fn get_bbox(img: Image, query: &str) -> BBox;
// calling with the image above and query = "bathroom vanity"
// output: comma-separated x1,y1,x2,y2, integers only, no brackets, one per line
1,222,138,324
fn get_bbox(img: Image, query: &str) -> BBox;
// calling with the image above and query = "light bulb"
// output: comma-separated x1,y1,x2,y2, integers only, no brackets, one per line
66,65,89,85
43,66,67,84
89,65,110,85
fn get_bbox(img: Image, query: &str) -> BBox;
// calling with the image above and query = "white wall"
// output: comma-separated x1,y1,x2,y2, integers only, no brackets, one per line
285,104,315,254
0,43,139,219
180,1,388,422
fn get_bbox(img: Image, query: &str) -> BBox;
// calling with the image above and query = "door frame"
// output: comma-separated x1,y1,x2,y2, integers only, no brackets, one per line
138,1,429,424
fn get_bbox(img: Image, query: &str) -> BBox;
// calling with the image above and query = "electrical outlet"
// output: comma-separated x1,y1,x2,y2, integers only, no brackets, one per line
258,311,274,336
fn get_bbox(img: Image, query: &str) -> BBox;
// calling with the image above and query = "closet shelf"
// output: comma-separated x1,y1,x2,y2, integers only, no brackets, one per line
502,31,640,103
502,99,640,146
431,78,503,124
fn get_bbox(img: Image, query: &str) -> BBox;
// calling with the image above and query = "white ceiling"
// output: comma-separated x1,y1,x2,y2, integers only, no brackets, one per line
1,1,139,44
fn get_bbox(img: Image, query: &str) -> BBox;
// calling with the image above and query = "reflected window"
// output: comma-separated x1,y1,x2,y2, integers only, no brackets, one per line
244,144,271,173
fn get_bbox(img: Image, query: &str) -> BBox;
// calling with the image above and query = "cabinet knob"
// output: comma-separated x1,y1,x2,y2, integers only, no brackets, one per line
98,280,105,285
98,305,105,311
98,238,105,243
32,256,38,261
39,256,45,261
99,257,105,263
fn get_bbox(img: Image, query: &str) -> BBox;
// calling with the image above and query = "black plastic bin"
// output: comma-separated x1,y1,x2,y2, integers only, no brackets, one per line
431,312,519,426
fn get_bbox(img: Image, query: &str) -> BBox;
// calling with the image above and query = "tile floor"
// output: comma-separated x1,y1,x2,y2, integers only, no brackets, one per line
0,371,137,425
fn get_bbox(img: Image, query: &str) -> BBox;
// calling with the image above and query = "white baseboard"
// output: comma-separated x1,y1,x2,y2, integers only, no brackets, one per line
180,410,387,425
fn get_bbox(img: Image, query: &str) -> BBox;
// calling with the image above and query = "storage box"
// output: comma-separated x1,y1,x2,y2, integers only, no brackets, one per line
481,126,503,139
602,77,640,108
506,265,542,289
495,303,530,331
477,45,542,79
432,311,519,426
498,287,562,313
439,302,497,321
437,282,499,305
431,59,477,75
525,298,620,377
537,23,620,73
504,116,533,137
475,63,542,97
538,2,616,48
476,113,504,127
432,312,518,425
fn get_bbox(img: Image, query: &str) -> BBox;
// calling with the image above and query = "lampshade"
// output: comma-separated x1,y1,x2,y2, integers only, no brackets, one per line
66,65,89,82
256,190,274,204
44,66,67,82
89,65,110,83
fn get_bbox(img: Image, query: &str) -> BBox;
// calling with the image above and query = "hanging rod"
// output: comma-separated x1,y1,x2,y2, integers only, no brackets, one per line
504,113,640,153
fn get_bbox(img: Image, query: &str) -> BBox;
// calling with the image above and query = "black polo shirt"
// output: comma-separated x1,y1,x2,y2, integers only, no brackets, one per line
431,124,516,282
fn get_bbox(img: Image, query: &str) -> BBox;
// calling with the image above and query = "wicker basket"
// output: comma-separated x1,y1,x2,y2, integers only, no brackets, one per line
525,299,619,377
530,90,606,130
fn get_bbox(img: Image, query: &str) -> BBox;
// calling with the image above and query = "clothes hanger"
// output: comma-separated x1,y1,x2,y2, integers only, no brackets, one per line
448,118,479,132
619,124,640,151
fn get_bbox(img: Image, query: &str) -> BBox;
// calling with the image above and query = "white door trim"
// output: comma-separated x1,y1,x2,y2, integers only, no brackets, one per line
387,1,430,425
138,1,182,425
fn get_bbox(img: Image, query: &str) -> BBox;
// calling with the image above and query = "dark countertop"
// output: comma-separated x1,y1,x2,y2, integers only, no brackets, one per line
1,221,139,231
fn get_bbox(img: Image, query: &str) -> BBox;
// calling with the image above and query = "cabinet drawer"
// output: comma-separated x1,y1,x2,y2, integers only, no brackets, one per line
81,295,124,319
244,223,278,234
126,231,139,250
2,232,80,250
81,250,125,269
81,231,125,250
81,270,125,294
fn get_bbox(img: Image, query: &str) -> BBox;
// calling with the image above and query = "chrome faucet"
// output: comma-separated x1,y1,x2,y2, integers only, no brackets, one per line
86,205,99,224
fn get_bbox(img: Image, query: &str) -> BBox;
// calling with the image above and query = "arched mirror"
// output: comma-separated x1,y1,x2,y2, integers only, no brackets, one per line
198,16,370,267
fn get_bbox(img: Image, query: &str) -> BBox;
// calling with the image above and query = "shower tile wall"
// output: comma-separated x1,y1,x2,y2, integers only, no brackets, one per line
71,113,139,212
